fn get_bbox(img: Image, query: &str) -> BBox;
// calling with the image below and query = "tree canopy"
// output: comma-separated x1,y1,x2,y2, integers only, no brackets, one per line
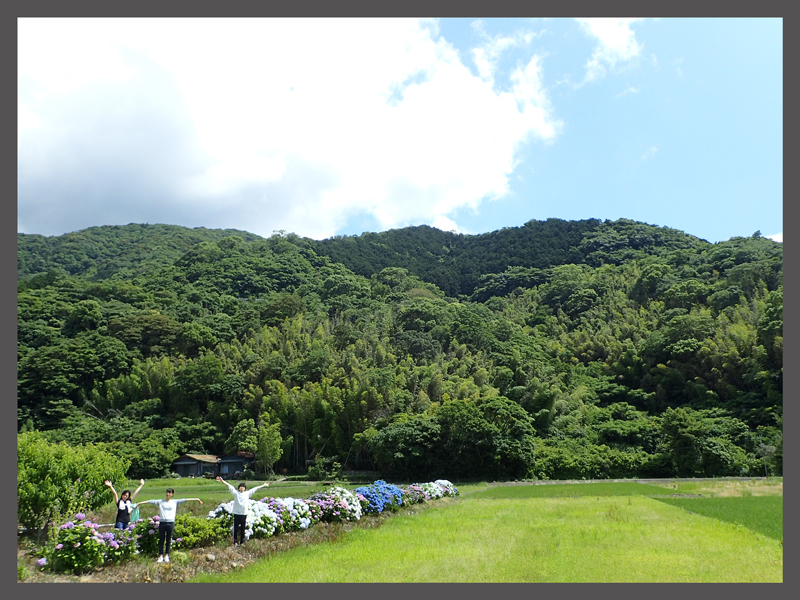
17,220,782,480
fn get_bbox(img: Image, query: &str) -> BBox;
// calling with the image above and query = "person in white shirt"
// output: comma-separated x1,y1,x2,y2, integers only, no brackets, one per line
135,488,203,563
104,478,145,530
215,476,270,545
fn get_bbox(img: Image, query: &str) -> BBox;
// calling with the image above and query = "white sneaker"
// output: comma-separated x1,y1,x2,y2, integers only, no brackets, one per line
164,555,170,563
156,555,164,563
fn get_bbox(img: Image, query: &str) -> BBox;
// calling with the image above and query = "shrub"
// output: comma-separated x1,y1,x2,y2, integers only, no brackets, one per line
416,481,446,500
173,513,231,549
399,484,427,505
132,513,230,555
307,455,342,480
434,479,460,497
42,514,138,574
306,486,362,522
257,496,313,533
207,500,278,541
17,432,130,540
354,480,404,514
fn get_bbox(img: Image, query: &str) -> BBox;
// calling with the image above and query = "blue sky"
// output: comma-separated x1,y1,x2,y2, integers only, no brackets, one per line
18,18,782,243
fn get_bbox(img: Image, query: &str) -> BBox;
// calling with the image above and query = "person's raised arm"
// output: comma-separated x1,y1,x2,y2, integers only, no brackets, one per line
131,479,145,500
255,481,271,492
216,476,235,493
104,480,119,504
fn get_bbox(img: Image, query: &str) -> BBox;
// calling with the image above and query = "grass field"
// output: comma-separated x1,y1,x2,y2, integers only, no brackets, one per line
653,496,783,541
192,480,783,583
467,481,670,498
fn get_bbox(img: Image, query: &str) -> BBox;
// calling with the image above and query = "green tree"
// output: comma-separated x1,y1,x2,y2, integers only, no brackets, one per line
225,418,259,455
17,432,130,541
256,415,284,475
368,414,442,480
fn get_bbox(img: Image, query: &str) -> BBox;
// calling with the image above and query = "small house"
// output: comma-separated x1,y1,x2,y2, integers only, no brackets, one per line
218,452,255,477
171,453,220,477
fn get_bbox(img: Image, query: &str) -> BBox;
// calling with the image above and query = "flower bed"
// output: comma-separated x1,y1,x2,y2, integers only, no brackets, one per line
41,513,138,574
35,479,457,574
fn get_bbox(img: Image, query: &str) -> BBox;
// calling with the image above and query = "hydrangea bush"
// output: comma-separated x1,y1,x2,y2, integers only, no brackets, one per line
208,499,279,540
257,497,313,534
354,480,404,514
399,484,427,505
434,480,460,497
42,513,138,574
306,486,363,522
416,481,445,500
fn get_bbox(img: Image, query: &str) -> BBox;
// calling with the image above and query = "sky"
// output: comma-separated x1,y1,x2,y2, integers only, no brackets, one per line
17,17,782,244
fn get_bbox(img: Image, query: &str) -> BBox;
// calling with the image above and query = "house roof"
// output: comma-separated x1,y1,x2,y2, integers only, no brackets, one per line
172,454,220,464
219,455,255,463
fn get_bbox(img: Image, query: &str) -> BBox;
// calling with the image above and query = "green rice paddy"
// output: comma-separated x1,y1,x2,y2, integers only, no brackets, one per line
192,480,782,583
653,495,783,541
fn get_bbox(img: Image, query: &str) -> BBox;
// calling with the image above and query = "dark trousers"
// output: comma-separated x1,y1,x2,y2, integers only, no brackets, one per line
233,514,247,544
158,521,175,555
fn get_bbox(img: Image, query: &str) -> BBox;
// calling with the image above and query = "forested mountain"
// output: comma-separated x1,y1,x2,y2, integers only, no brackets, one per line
18,223,261,281
314,217,710,297
17,219,782,481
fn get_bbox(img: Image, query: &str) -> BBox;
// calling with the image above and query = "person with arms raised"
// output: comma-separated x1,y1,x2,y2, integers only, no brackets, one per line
215,476,270,545
135,488,203,563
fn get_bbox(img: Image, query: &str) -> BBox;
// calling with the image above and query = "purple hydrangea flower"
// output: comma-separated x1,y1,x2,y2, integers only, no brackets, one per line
37,558,47,567
75,513,86,520
55,544,63,550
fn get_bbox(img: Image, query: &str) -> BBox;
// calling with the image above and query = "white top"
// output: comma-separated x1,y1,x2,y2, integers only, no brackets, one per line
222,481,261,515
140,498,188,522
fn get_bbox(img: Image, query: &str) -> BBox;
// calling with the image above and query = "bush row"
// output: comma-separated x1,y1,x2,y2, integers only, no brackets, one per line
35,480,459,574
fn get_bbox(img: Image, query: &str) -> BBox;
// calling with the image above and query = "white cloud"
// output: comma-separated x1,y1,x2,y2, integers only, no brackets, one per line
767,232,782,242
576,18,644,84
431,215,463,233
18,18,562,239
641,146,658,161
617,86,640,98
470,19,538,85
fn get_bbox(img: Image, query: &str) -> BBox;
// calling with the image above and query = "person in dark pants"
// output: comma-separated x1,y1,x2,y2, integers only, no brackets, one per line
135,489,203,563
215,476,270,545
104,478,145,529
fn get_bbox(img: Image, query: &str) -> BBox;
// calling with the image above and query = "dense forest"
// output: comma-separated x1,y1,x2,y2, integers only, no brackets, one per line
17,218,783,481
